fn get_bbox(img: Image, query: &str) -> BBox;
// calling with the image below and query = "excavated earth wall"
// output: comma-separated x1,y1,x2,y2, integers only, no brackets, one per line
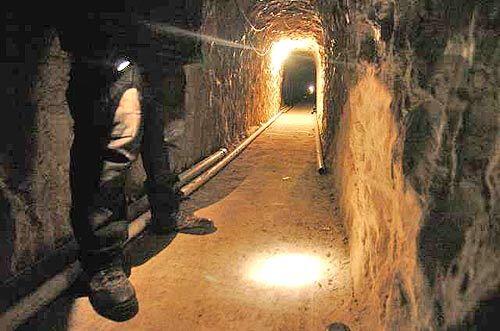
319,0,499,329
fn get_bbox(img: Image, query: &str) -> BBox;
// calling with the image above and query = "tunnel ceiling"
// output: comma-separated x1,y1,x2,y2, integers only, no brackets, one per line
247,0,324,42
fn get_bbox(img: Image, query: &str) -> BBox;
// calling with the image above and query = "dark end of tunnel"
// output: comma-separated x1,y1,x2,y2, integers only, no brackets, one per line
281,52,317,107
326,322,351,331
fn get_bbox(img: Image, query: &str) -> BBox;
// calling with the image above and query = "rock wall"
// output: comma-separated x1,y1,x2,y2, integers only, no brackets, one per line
167,63,220,171
319,0,499,328
201,0,271,146
0,30,74,286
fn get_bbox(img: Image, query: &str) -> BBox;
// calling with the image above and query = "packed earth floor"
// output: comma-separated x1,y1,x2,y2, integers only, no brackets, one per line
24,104,368,330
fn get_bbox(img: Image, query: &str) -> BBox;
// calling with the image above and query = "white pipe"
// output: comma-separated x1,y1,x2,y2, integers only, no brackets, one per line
180,106,291,197
314,113,326,174
0,210,155,330
176,148,228,188
0,262,81,330
0,107,291,330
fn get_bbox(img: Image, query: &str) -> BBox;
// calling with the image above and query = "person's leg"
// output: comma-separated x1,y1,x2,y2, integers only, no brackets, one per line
140,61,215,235
67,58,142,321
140,64,180,231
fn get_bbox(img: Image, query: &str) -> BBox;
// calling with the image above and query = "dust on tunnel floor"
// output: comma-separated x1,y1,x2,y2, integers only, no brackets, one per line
67,105,363,330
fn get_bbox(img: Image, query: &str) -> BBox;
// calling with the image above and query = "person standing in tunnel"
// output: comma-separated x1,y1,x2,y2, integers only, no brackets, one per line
51,0,213,322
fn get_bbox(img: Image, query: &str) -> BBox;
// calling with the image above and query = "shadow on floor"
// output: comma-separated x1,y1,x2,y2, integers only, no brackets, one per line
14,105,256,331
126,231,178,267
14,231,181,331
180,159,250,214
125,146,251,268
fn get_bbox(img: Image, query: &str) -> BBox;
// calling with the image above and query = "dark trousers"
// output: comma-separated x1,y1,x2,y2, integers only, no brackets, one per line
66,48,180,271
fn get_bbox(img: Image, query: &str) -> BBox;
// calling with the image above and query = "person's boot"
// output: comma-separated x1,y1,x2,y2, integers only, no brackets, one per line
151,210,216,235
70,259,131,298
87,266,139,322
146,180,216,235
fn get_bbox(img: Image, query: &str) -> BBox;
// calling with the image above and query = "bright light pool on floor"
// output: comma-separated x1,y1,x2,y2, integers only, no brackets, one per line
249,253,326,287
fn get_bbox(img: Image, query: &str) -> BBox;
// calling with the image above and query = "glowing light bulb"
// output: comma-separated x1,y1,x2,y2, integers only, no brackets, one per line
248,253,326,287
308,85,315,94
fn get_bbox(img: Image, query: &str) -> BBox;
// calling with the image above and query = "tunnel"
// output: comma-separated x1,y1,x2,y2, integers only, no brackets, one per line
1,0,499,330
281,52,317,107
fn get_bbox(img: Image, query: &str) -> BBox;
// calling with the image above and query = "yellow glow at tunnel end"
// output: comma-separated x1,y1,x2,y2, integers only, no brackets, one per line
270,38,320,75
268,37,325,126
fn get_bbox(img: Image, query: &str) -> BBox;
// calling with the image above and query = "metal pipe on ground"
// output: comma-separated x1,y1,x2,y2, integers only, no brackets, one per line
0,262,82,331
175,148,229,189
0,107,290,330
314,113,326,174
127,147,230,220
0,212,153,331
180,106,292,197
125,106,290,242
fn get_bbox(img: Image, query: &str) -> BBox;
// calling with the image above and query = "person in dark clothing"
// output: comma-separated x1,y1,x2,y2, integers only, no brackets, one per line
49,1,211,321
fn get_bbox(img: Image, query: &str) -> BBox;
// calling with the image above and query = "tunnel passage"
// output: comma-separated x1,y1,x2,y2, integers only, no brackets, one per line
1,0,498,330
202,0,500,329
281,52,317,107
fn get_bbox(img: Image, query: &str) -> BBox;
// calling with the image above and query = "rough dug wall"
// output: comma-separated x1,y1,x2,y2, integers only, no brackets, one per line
319,0,499,329
0,30,74,288
167,63,221,172
201,0,270,144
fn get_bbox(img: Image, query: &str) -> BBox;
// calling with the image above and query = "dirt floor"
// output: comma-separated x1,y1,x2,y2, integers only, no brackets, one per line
33,104,365,330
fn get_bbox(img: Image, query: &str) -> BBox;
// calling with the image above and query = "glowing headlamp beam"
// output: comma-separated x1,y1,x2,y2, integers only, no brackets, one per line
143,22,262,52
248,253,326,287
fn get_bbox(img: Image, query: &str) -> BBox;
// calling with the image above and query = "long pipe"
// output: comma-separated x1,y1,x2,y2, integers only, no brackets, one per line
0,147,231,329
0,107,290,330
176,148,228,188
314,113,326,174
0,210,157,331
126,147,230,221
180,106,291,197
0,262,82,331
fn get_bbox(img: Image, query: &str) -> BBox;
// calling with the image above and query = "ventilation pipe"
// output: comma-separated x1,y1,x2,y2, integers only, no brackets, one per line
314,113,326,174
180,105,292,196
